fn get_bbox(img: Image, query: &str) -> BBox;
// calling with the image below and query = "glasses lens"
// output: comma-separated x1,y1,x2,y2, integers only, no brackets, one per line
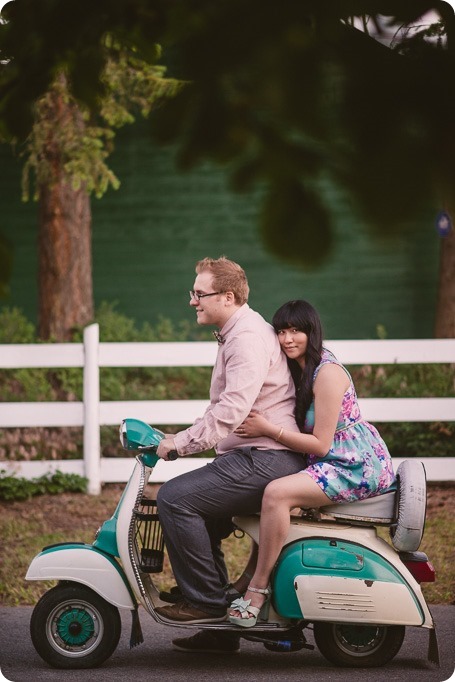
189,290,199,301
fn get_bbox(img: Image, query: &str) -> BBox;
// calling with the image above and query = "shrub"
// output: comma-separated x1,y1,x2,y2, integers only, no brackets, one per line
0,470,88,501
0,307,36,343
375,421,455,458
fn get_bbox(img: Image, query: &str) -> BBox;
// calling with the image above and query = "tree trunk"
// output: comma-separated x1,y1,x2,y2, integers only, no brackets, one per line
36,75,94,341
434,218,455,338
38,181,93,340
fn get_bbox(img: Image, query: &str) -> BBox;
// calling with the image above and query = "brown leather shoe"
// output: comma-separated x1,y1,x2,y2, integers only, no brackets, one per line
155,600,227,624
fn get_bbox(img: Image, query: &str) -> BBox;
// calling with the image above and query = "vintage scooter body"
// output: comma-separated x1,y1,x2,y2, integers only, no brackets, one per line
26,419,438,669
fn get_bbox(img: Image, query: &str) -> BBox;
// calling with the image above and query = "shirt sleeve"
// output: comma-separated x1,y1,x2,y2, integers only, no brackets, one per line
174,329,271,455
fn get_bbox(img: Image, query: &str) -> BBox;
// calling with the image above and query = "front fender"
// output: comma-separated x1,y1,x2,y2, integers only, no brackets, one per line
26,544,134,610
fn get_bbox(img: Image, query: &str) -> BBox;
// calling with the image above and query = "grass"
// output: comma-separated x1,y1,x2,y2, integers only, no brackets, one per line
0,484,453,607
377,511,455,604
418,512,455,603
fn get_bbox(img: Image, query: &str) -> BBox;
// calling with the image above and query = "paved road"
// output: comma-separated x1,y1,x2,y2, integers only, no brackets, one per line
0,605,454,682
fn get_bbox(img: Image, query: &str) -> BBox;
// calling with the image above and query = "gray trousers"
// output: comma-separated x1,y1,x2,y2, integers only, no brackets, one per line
156,446,305,615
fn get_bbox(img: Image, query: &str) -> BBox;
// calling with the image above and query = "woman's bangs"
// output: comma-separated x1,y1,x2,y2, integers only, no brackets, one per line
273,311,304,332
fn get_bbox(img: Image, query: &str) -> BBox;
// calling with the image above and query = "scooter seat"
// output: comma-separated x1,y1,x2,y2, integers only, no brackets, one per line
320,490,396,524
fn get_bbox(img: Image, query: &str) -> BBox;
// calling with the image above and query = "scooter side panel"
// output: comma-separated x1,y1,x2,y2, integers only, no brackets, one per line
273,538,425,626
294,575,422,625
25,546,134,610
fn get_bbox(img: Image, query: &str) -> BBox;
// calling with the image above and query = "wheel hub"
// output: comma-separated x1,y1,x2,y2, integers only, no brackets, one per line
337,624,384,654
56,608,95,646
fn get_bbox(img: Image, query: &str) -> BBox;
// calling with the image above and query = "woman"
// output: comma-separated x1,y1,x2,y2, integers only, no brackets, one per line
229,299,396,627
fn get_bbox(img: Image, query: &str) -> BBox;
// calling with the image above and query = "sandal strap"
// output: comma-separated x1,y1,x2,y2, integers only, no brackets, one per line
229,597,260,619
247,585,270,595
242,605,260,618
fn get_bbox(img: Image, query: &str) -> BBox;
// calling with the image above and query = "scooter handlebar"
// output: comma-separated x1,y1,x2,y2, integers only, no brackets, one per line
168,450,179,461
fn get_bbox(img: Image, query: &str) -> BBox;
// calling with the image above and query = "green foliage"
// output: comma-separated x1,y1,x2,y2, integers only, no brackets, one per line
1,1,455,270
100,43,185,128
0,306,36,342
349,363,455,399
377,422,455,458
0,308,55,400
20,47,184,202
1,368,55,402
79,301,211,402
0,470,87,501
0,304,212,404
0,230,13,299
21,73,120,202
349,362,455,457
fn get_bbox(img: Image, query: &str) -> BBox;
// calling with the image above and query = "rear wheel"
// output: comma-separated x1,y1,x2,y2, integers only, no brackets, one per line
30,583,121,669
313,622,405,667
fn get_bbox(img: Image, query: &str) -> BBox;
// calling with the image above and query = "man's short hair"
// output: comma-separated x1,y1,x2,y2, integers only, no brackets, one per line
196,256,249,305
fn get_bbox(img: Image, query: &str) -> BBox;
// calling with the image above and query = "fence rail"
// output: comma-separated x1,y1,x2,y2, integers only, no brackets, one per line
1,324,454,493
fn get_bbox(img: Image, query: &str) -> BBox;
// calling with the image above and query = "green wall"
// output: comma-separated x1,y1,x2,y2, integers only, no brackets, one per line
0,120,440,339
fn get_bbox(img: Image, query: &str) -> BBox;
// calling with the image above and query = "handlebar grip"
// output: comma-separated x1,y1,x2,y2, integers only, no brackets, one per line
168,450,179,461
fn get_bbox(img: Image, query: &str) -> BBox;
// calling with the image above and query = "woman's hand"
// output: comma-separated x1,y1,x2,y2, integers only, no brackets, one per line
235,411,273,438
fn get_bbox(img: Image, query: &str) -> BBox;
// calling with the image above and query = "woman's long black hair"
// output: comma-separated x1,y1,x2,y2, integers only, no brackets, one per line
272,300,323,431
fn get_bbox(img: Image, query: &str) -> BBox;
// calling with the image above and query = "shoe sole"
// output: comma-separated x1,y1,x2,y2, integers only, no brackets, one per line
157,613,228,625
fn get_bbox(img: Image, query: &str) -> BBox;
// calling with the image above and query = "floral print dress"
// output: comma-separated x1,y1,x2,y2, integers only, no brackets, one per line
302,349,396,503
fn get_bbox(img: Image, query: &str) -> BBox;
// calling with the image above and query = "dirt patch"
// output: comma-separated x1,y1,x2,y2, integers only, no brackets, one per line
425,483,455,515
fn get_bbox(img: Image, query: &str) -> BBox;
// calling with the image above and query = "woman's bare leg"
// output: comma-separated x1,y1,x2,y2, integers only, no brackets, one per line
230,473,331,619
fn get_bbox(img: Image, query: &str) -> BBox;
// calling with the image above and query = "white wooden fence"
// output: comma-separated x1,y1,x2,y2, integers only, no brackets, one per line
1,324,454,494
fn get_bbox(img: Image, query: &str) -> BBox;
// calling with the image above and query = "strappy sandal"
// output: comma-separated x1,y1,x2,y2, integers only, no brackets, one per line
228,586,271,628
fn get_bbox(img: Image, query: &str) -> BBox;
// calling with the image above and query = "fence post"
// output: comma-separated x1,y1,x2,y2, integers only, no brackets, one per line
83,323,101,495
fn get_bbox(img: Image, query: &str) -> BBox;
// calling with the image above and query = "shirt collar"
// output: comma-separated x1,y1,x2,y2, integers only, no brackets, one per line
216,304,250,343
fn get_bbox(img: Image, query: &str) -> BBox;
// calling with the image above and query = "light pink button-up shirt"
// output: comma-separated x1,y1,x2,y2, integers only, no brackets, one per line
174,304,300,456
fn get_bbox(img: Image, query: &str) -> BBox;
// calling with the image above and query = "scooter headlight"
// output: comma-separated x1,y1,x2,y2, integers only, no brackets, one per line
119,420,128,448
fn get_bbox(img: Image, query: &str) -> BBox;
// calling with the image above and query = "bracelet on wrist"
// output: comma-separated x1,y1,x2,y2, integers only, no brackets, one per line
275,427,284,442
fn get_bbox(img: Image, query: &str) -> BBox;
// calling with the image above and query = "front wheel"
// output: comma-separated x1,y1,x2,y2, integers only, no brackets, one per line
313,622,405,668
30,583,121,669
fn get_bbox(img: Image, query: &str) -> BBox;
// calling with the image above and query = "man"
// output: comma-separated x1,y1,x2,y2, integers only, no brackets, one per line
155,257,305,650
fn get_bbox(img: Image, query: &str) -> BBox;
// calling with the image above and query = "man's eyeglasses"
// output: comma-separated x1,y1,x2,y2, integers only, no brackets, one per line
189,290,223,302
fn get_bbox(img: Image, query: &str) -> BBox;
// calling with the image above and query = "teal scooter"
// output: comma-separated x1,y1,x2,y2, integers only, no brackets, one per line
26,419,438,669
